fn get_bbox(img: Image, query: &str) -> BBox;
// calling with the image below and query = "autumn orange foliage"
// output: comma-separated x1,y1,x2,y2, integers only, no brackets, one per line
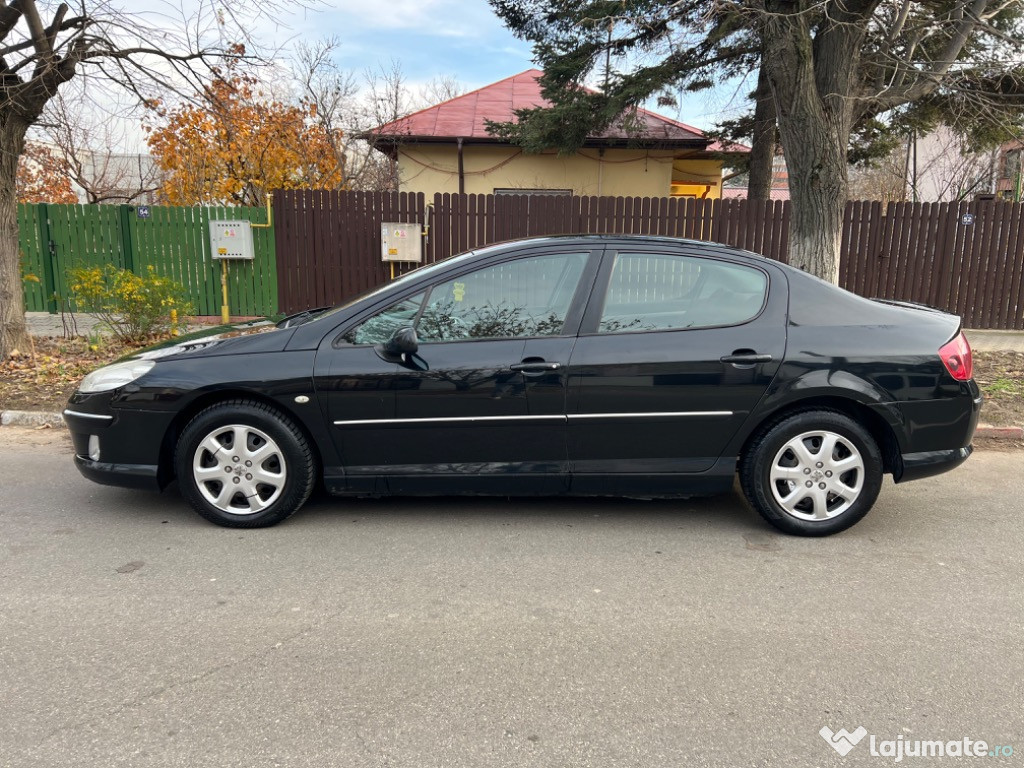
17,142,78,204
145,60,344,206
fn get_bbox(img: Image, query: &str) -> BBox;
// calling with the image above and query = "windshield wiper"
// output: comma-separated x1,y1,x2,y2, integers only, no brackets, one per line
276,307,331,329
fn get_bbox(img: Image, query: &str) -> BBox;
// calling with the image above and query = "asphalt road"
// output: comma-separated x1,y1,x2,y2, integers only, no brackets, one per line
1,428,1021,768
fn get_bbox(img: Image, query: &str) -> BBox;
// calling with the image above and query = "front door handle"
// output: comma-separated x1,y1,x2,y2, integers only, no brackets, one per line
510,361,562,374
720,353,773,365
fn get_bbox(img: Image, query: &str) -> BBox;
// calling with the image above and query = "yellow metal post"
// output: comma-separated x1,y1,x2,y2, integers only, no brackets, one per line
390,262,395,281
250,193,274,229
220,260,230,324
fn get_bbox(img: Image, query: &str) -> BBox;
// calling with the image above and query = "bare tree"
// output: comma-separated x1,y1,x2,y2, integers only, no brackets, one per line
419,74,465,106
907,127,999,202
848,148,908,203
360,63,468,191
0,0,294,358
360,60,416,191
293,49,467,192
42,91,161,203
292,39,406,192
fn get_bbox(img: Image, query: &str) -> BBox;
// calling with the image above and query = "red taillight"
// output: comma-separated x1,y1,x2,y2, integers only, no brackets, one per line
939,332,973,381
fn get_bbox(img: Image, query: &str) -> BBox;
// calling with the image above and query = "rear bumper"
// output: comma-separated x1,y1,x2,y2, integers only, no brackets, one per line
894,381,981,483
897,445,973,483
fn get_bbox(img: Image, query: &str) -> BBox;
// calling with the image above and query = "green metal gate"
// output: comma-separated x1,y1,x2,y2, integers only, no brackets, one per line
19,203,278,317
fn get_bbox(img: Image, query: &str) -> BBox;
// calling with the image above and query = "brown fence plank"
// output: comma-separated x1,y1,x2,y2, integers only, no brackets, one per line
986,202,1013,328
962,202,992,325
896,203,922,302
915,202,937,306
1001,202,1024,329
979,202,1006,328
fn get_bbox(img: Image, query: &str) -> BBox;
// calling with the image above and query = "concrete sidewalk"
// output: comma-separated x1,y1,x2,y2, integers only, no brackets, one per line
25,312,214,338
25,312,105,337
965,329,1024,352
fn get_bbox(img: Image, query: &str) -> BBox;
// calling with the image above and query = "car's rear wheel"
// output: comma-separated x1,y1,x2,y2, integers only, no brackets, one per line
740,410,883,536
175,400,315,528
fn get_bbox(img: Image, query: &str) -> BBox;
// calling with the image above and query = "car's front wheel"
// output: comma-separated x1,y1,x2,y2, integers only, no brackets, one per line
739,410,883,536
175,400,316,528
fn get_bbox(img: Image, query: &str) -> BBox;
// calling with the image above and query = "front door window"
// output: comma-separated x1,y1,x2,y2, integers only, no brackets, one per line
418,252,588,342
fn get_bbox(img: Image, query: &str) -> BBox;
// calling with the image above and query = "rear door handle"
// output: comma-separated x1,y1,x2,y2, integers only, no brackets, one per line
720,353,773,364
510,361,562,373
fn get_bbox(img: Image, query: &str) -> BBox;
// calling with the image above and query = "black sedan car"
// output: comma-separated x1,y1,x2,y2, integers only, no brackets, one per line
65,235,980,535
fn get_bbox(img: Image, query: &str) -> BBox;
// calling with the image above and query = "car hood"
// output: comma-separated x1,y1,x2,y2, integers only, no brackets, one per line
123,319,295,361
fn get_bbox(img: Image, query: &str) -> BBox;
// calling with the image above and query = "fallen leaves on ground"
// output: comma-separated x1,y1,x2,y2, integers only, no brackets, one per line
0,336,146,412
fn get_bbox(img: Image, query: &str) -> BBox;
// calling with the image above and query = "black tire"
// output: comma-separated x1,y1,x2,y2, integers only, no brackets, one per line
739,410,883,536
175,399,316,528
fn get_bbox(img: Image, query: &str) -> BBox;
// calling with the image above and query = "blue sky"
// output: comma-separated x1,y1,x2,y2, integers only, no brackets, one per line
290,0,535,90
282,0,743,130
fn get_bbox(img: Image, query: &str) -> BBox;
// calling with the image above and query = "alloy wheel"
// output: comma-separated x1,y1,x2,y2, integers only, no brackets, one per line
769,430,865,521
192,424,287,515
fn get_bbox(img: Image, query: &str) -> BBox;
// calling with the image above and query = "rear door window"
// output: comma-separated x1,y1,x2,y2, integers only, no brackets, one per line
597,253,768,333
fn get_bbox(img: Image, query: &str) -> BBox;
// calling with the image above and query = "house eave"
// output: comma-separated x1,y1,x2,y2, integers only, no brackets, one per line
363,134,714,154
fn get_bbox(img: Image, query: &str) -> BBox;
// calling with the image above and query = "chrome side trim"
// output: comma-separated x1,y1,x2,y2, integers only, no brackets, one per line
333,411,732,426
567,411,733,419
333,415,566,426
63,409,114,421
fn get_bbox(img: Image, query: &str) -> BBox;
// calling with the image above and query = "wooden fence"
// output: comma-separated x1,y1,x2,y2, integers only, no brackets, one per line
273,191,1024,330
20,203,278,317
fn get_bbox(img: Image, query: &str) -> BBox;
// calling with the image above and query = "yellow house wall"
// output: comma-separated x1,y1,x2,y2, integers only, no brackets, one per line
397,144,719,198
671,158,724,199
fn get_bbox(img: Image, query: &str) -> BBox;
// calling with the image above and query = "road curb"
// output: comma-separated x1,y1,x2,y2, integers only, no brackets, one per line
0,410,65,428
975,424,1024,439
2,409,1022,442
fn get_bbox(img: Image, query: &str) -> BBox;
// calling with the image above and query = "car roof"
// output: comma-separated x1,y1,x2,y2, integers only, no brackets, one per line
473,234,779,266
481,233,712,248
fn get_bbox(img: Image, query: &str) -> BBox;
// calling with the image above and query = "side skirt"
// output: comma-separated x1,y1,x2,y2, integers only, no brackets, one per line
322,457,737,499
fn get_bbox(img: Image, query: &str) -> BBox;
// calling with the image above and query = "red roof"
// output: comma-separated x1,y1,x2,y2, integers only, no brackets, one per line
372,69,733,149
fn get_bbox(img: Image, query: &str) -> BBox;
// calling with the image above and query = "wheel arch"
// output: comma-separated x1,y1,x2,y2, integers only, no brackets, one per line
157,388,324,489
736,395,904,478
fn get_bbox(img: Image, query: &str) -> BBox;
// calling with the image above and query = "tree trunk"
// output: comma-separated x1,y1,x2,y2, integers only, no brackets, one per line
0,120,30,359
761,2,865,285
747,62,777,201
781,131,847,284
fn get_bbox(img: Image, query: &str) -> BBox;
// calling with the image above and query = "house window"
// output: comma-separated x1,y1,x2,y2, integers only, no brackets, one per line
492,188,572,196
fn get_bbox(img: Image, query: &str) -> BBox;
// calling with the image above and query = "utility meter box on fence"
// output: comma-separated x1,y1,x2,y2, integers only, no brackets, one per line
381,222,423,263
209,220,255,260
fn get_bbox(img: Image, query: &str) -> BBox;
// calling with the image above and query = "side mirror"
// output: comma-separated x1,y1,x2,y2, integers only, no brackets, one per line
384,326,419,357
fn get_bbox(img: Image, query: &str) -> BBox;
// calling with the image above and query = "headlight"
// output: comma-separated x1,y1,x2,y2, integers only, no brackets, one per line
78,360,155,393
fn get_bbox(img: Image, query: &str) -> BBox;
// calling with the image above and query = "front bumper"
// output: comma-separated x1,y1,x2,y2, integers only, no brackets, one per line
73,454,161,490
65,396,175,491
